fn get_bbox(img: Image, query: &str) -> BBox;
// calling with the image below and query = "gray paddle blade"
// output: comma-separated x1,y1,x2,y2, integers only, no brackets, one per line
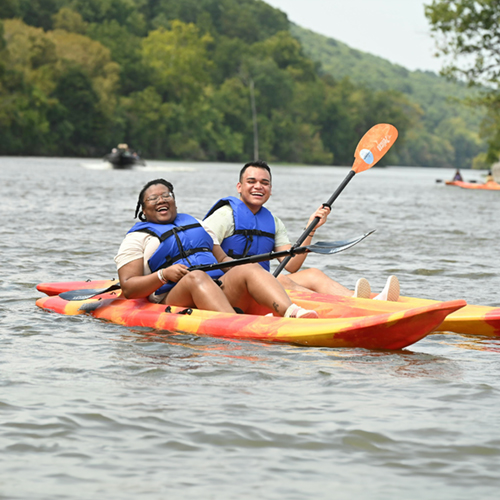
307,230,375,254
59,283,121,301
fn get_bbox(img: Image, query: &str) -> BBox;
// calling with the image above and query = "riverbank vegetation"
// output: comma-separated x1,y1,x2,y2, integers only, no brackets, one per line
0,0,488,167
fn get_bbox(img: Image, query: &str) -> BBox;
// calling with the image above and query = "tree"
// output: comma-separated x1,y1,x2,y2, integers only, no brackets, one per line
0,0,20,19
2,18,120,155
86,18,149,94
119,86,170,158
425,0,500,86
66,0,140,28
317,76,420,165
426,0,500,162
48,66,108,155
16,0,65,30
141,20,213,102
143,0,288,43
52,7,88,34
3,19,58,92
255,31,317,82
48,29,120,116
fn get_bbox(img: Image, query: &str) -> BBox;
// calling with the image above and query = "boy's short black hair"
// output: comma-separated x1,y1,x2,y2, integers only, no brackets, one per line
239,160,272,182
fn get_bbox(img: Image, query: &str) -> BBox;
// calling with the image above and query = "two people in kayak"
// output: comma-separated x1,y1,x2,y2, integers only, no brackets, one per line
115,162,400,316
115,179,318,318
452,168,496,184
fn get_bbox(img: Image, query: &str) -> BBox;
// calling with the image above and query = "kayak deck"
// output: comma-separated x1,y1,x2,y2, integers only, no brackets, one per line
36,280,466,350
36,280,500,337
289,289,500,337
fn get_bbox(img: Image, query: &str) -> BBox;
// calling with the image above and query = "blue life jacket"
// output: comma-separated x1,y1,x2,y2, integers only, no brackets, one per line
128,213,223,294
204,196,275,271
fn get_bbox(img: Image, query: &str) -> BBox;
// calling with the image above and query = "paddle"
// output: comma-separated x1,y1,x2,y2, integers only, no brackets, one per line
438,179,477,184
59,283,122,301
190,231,374,273
59,231,374,302
273,123,398,278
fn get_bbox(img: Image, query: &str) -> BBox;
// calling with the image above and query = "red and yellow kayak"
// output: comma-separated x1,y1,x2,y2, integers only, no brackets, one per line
289,290,500,337
445,180,500,191
36,280,465,350
37,280,500,338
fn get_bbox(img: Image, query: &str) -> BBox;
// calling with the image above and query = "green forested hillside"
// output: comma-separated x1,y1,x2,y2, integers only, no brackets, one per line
291,24,487,168
0,0,486,167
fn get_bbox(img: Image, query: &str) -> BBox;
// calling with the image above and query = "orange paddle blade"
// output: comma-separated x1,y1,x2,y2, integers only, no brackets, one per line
352,123,398,173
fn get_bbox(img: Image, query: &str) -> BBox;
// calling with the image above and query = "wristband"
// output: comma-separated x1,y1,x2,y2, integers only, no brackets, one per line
157,269,167,284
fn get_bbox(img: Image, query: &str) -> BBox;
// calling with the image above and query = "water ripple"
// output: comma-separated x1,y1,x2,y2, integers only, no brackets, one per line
2,160,500,500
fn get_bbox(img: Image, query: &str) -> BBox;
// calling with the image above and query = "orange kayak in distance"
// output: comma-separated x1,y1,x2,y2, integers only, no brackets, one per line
445,180,500,191
35,280,465,350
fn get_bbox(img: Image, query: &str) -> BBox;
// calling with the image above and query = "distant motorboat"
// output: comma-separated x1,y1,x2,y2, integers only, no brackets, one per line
103,144,145,169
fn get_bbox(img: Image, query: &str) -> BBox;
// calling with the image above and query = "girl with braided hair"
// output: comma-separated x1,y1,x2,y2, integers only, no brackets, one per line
114,179,319,318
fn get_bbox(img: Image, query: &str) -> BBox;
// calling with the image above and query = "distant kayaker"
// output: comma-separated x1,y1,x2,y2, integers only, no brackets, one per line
203,160,400,301
453,169,463,181
485,170,494,183
114,179,319,318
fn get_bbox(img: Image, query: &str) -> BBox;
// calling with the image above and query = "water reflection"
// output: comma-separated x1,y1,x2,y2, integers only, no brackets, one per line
108,326,466,381
433,331,500,353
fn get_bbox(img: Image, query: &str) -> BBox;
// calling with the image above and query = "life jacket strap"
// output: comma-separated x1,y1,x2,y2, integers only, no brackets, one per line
160,247,212,268
230,229,275,258
159,223,201,242
233,229,275,239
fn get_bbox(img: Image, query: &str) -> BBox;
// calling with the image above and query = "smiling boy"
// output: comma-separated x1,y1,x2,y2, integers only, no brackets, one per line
203,161,399,300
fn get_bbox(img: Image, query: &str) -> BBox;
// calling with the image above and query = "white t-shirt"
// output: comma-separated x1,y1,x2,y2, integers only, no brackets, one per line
203,204,290,249
114,219,219,303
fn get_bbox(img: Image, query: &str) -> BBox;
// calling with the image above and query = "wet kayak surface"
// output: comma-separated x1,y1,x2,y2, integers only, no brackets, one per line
2,158,500,500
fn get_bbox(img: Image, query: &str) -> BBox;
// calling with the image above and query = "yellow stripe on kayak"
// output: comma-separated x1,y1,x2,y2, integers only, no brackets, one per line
36,280,500,337
36,292,466,350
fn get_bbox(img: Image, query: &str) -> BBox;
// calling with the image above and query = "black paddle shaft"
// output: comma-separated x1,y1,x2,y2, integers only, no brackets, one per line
58,232,375,302
190,245,312,273
273,170,356,277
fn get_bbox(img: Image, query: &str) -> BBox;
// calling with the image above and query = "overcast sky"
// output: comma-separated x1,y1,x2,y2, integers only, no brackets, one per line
264,0,443,73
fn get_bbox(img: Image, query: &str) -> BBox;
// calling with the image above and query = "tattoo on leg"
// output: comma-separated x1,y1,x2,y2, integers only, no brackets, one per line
273,302,279,312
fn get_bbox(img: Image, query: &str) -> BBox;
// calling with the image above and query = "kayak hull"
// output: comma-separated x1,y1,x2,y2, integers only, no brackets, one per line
290,289,500,337
37,280,500,337
445,180,500,191
36,281,466,350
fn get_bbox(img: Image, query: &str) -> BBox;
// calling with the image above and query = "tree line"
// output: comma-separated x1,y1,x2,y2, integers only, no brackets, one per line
292,24,487,169
0,0,486,167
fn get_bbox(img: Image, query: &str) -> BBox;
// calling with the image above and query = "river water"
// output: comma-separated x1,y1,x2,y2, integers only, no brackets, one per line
1,157,499,499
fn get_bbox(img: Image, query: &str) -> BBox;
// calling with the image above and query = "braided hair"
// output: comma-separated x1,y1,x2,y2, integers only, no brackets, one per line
134,179,175,221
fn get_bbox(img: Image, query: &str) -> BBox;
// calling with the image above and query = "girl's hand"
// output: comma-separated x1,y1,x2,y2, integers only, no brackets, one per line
162,264,189,283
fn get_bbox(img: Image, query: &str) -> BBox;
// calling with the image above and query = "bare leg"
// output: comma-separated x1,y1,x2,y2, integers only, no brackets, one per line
284,268,353,296
161,271,234,313
277,274,313,292
220,264,293,316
